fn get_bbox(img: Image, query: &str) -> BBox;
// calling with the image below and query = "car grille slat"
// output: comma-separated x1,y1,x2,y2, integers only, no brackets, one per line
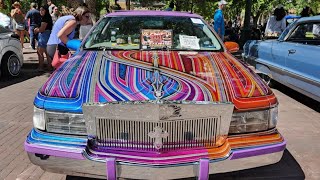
95,117,220,152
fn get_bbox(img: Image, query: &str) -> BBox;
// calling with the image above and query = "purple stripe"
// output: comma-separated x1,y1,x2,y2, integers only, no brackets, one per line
230,141,286,160
24,141,85,160
106,158,117,180
198,158,209,180
106,10,202,18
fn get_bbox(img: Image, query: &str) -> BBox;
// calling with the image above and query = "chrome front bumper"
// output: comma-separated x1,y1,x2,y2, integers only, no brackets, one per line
25,129,286,179
27,150,284,180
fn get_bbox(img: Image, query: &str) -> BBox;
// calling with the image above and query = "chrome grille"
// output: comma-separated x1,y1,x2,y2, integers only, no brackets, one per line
95,117,220,152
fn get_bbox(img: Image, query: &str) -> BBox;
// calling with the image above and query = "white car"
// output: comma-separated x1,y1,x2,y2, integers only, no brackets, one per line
0,12,11,29
0,25,23,78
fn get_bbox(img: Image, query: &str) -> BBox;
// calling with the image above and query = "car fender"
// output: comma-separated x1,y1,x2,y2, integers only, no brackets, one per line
0,40,23,68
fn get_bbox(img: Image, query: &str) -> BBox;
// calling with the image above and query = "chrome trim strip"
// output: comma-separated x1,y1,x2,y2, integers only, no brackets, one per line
255,60,320,86
85,148,213,161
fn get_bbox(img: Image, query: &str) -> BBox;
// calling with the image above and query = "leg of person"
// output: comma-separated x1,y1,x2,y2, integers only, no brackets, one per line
45,50,53,71
37,47,45,71
40,31,53,71
17,30,24,48
47,44,57,60
29,26,36,50
25,21,30,43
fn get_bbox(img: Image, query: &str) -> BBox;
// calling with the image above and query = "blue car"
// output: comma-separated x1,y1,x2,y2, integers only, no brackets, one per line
243,16,320,102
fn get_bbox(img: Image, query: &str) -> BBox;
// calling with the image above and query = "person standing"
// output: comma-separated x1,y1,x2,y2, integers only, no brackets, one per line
11,2,25,48
300,6,314,17
265,6,286,37
47,6,91,61
165,1,174,11
51,6,60,24
214,0,227,41
34,5,53,71
47,0,55,15
25,2,41,50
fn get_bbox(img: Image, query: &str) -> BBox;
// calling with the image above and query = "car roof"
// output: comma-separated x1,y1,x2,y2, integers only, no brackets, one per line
297,15,320,23
106,10,202,18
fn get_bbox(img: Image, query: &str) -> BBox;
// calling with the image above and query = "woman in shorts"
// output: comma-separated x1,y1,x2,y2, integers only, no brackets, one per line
34,5,53,71
11,2,25,48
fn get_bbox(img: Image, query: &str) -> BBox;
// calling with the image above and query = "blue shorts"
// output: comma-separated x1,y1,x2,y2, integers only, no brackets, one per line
38,30,51,48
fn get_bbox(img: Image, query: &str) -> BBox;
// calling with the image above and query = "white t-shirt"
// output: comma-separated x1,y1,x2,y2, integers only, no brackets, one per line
48,4,55,15
265,16,286,34
312,24,320,37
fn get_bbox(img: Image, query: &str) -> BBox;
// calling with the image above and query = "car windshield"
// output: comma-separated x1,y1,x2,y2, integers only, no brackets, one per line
84,16,222,51
278,20,297,41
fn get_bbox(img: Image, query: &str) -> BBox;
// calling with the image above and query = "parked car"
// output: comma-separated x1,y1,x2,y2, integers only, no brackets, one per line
0,12,11,29
0,25,23,78
25,11,285,179
243,16,320,102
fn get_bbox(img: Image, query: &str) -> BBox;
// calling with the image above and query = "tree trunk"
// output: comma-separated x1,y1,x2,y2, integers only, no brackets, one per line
175,0,183,11
125,0,130,10
252,14,260,28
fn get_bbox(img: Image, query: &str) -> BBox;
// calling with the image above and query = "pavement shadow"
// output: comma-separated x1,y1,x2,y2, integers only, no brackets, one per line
66,149,304,180
205,149,305,180
272,81,320,113
0,63,52,89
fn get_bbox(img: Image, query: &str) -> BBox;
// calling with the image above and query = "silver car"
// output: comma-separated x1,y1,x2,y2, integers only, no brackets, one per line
0,25,23,78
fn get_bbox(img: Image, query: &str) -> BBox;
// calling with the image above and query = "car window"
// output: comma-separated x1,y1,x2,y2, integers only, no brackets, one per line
84,16,222,51
287,22,320,45
279,20,297,41
0,25,11,34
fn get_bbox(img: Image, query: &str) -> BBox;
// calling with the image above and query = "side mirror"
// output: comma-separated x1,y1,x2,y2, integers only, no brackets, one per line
66,39,82,51
224,41,239,53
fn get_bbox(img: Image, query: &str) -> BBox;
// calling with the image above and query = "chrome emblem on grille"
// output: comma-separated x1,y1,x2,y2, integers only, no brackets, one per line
148,127,169,150
160,105,182,120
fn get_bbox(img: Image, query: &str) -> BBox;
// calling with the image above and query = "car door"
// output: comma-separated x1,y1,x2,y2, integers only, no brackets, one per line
282,21,320,100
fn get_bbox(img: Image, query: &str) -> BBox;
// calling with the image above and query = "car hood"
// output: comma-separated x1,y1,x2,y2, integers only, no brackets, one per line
40,50,276,110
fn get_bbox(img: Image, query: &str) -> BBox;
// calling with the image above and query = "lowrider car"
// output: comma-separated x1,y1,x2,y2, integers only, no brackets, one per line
0,25,23,78
25,11,285,179
243,16,320,102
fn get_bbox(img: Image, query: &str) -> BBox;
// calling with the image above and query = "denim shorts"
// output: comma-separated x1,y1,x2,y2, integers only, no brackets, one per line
38,30,51,48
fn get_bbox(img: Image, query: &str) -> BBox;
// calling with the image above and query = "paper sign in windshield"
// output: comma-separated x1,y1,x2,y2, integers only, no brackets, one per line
191,18,204,25
179,35,200,50
141,29,172,49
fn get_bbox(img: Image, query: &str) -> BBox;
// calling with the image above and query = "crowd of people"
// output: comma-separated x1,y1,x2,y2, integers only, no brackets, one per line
9,0,92,72
211,1,320,42
5,0,320,71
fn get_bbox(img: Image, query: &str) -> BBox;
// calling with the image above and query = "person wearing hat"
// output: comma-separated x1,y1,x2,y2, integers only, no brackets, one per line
213,0,227,41
25,2,41,50
10,1,25,48
265,6,286,37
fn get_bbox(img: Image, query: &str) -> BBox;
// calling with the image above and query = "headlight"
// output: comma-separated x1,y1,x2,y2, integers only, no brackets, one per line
229,106,278,134
33,106,45,130
45,111,86,135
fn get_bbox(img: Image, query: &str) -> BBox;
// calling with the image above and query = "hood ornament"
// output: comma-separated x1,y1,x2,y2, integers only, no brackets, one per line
148,127,169,150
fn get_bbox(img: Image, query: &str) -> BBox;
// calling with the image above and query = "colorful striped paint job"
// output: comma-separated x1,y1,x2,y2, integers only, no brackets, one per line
37,50,276,112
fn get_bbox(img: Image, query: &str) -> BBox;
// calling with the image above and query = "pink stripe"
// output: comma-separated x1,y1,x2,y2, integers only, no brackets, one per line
198,158,209,180
106,158,117,180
